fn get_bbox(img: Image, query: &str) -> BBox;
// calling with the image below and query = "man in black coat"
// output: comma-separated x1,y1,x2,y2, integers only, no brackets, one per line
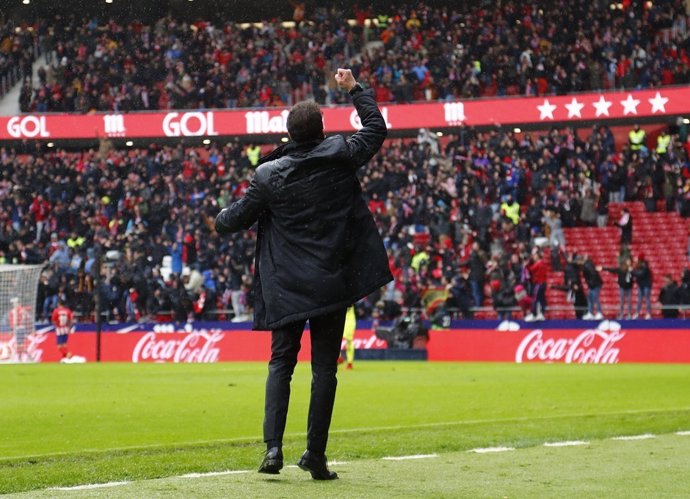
658,274,680,318
617,207,633,245
582,256,604,319
215,68,391,480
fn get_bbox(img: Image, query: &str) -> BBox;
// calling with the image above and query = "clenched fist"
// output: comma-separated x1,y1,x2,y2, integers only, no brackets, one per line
335,68,357,92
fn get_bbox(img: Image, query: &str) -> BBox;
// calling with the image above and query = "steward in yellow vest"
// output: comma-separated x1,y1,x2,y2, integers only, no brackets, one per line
656,130,671,155
629,124,646,151
500,196,520,224
246,144,261,167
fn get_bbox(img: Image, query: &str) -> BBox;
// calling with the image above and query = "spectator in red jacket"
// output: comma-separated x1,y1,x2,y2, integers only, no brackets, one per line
526,248,548,321
30,194,50,243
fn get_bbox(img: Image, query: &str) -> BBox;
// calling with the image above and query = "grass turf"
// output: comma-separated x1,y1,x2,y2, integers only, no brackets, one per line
1,362,689,494
9,433,690,498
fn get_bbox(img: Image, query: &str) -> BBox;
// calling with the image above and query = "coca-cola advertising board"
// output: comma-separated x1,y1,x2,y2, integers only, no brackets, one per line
0,322,387,364
1,87,688,141
426,321,690,364
2,320,689,364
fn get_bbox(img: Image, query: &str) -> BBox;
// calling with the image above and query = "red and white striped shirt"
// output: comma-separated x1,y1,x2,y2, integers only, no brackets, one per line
51,306,74,336
8,305,31,332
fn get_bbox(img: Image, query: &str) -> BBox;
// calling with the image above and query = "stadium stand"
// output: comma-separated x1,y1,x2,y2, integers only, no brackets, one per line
0,19,41,100
19,0,690,112
23,10,360,112
1,120,689,322
1,1,690,322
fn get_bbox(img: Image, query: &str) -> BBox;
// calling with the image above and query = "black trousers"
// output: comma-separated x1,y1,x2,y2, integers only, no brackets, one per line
263,308,346,454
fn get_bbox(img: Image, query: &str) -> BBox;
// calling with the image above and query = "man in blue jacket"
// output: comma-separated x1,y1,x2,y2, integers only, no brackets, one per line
215,68,391,480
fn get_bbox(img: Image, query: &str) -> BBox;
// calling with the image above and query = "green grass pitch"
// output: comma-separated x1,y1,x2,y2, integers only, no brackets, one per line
1,362,690,496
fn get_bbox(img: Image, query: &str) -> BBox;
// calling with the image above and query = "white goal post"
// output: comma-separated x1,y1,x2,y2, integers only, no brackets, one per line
0,264,44,363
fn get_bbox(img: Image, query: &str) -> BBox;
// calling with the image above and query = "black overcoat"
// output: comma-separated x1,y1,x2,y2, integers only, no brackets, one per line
215,89,393,330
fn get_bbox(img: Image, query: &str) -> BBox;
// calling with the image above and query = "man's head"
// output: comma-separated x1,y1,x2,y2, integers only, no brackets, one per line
286,100,324,143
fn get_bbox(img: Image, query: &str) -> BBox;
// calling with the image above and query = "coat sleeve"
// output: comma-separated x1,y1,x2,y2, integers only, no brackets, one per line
345,88,388,168
215,170,268,234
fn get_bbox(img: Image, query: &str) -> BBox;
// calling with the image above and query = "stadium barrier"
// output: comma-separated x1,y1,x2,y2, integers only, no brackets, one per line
2,87,688,140
6,320,689,364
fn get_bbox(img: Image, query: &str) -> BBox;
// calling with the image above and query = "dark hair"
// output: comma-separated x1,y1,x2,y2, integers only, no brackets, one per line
286,100,323,142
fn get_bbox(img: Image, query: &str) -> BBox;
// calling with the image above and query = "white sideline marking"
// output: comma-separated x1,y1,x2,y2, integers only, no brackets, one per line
469,447,515,454
382,454,438,461
544,441,589,447
179,470,249,479
611,434,655,441
52,481,131,491
43,431,690,493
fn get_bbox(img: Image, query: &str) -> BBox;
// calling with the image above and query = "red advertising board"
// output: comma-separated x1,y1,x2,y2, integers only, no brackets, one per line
1,326,386,363
1,87,687,141
2,321,689,364
427,325,690,363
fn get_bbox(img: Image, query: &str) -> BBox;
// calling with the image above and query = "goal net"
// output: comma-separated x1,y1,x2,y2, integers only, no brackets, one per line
0,264,44,363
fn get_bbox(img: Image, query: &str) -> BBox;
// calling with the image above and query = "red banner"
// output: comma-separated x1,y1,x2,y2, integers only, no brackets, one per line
2,321,689,364
0,327,386,363
427,322,690,364
1,87,687,141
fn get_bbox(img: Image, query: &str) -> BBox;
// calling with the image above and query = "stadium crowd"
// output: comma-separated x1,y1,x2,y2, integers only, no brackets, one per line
0,20,41,99
19,7,361,113
1,119,690,323
3,1,690,323
14,0,690,112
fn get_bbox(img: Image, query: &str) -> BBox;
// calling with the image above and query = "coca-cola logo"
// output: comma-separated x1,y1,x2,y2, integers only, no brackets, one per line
0,332,48,362
132,330,224,363
515,325,625,364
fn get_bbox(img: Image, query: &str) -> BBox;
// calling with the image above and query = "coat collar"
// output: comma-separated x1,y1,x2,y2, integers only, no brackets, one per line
258,139,324,165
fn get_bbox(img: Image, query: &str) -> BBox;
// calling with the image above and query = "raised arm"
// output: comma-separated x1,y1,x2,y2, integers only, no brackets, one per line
335,68,387,168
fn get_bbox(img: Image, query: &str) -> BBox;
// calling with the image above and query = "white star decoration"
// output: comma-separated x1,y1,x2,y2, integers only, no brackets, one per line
564,97,585,118
648,91,669,113
537,99,557,120
532,92,671,121
592,96,613,117
620,94,640,115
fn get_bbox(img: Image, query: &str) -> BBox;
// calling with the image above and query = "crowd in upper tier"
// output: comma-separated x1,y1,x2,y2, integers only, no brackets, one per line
0,19,40,100
8,0,690,112
1,118,689,323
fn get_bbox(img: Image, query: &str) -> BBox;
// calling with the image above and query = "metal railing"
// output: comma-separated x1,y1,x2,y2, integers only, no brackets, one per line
67,303,690,323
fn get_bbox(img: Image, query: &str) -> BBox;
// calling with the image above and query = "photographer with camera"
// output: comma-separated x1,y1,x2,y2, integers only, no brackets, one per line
375,311,429,349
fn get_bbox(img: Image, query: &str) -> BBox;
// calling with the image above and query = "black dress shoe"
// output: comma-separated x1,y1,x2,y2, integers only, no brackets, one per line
297,450,338,480
258,447,283,474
